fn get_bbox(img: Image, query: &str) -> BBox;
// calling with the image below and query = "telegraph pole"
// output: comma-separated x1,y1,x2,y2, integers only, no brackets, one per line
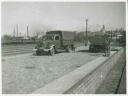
13,27,15,37
16,24,18,37
85,19,88,46
27,25,29,38
111,30,112,41
116,29,118,41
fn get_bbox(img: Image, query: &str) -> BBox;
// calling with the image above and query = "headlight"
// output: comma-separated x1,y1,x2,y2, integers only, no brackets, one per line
43,49,50,51
33,49,37,51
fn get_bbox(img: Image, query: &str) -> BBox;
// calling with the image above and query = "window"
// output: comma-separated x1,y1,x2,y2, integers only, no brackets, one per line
55,36,60,40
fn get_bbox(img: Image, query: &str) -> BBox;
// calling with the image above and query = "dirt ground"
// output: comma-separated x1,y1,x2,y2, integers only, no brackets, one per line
2,46,104,94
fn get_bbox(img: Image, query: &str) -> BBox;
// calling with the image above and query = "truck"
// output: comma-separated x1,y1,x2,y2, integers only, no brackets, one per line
88,33,111,56
34,30,76,56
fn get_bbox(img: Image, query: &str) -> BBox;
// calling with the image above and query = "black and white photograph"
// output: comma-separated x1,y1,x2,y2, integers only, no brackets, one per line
1,0,126,94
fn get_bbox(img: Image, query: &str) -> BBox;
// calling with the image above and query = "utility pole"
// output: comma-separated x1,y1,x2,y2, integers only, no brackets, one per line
111,30,112,41
115,29,118,46
27,25,29,38
116,29,118,41
13,27,15,37
85,19,88,46
16,24,18,37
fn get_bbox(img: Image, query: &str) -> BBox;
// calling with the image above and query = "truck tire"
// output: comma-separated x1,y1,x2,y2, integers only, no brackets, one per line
89,45,92,52
49,47,55,56
53,46,57,53
36,49,42,56
65,45,71,52
89,45,94,52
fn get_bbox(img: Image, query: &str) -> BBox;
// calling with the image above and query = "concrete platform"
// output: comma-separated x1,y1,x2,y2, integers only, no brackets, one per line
33,50,119,94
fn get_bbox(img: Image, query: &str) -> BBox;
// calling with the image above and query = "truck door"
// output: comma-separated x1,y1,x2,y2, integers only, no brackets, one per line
54,34,61,48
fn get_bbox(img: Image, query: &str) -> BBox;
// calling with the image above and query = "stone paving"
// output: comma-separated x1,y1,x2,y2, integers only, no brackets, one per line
96,50,126,94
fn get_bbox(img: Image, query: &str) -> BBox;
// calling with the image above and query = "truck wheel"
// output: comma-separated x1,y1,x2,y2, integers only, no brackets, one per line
53,46,57,53
65,45,70,52
89,45,92,52
49,47,55,56
36,49,42,56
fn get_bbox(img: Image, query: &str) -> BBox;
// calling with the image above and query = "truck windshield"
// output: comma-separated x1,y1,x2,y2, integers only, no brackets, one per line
45,34,54,40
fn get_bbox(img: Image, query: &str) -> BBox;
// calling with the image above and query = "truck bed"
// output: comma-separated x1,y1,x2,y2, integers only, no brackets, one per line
89,35,107,44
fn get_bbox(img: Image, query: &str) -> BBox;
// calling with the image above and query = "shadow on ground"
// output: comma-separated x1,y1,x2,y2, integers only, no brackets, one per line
77,50,89,53
77,49,105,56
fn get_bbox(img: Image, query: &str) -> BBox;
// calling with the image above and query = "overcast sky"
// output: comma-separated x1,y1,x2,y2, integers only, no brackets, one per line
2,2,126,36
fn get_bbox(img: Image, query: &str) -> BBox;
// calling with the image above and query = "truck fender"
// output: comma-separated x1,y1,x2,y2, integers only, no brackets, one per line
50,45,55,50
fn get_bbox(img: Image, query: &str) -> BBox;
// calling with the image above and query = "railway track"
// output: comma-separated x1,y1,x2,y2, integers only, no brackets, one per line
2,43,84,56
2,44,35,56
2,50,33,56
